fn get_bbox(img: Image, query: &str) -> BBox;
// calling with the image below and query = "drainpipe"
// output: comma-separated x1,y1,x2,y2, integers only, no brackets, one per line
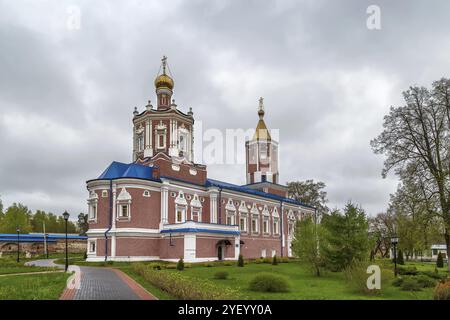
104,179,113,261
218,187,223,224
280,200,283,257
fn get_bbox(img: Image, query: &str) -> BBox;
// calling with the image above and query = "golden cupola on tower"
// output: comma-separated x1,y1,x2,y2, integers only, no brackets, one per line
154,56,174,90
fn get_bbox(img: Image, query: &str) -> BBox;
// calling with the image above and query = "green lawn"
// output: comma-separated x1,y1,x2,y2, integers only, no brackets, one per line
0,256,59,275
153,261,440,300
0,272,70,299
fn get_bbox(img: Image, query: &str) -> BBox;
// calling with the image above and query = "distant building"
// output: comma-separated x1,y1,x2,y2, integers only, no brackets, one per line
431,244,447,260
85,57,316,262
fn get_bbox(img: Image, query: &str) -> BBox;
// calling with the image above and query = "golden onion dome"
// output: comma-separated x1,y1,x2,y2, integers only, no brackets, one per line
154,73,174,90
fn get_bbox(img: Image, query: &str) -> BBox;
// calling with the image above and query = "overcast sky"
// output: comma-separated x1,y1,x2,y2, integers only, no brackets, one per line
1,0,449,219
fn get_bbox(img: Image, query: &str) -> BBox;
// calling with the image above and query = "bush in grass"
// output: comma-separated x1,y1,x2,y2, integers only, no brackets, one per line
436,252,444,268
396,250,404,265
272,255,278,265
434,280,450,300
416,275,436,288
176,259,184,271
237,254,244,267
392,277,404,287
343,260,393,294
213,271,229,280
400,278,422,291
83,251,87,260
419,270,445,280
249,273,290,292
132,264,243,299
397,266,418,276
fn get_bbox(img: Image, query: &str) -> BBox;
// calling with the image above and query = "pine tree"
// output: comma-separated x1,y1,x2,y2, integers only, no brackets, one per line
177,258,184,271
237,254,244,267
321,203,370,271
397,249,405,265
436,252,444,268
272,255,278,265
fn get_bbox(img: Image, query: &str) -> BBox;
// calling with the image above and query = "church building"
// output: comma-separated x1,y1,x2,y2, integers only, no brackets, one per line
85,57,315,262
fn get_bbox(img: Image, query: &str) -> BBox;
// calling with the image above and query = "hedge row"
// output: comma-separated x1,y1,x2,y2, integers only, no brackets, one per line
132,263,244,300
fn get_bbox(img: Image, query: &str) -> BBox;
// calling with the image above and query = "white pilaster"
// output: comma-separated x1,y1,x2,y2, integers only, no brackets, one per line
209,190,218,223
184,234,196,262
160,181,169,227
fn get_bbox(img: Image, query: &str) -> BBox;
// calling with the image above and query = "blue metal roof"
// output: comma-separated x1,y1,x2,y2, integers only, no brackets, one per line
97,161,153,180
0,234,87,243
90,161,315,209
205,179,315,209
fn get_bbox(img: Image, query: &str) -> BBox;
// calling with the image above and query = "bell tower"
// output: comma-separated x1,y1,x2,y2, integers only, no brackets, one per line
245,97,279,184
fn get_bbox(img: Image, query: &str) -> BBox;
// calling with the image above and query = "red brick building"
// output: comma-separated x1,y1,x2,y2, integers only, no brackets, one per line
85,57,315,262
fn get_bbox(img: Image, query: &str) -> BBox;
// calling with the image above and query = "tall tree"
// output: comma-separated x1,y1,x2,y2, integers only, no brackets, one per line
0,203,32,233
371,79,450,271
291,216,326,276
287,180,329,219
322,202,370,271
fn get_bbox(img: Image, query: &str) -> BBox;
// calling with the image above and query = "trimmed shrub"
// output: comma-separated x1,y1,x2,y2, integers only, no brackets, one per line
83,251,87,260
434,280,450,300
400,278,422,291
436,252,444,268
397,266,418,276
237,254,244,267
213,271,229,280
249,273,290,292
132,264,243,299
392,277,404,287
272,255,278,265
176,258,184,271
416,275,436,288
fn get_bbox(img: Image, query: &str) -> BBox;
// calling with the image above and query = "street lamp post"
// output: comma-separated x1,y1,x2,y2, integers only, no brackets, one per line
391,235,399,277
16,227,20,263
63,211,70,272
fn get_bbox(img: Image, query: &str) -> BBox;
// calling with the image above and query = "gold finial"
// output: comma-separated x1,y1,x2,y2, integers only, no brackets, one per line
258,97,265,119
162,55,167,74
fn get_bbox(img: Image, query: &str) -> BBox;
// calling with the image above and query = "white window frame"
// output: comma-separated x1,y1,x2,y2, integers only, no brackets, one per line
101,190,108,197
191,207,202,222
117,203,131,220
175,205,186,223
239,214,247,232
226,210,236,225
143,190,151,197
157,132,166,149
263,218,270,235
137,134,144,151
88,239,97,254
273,218,280,235
252,215,259,234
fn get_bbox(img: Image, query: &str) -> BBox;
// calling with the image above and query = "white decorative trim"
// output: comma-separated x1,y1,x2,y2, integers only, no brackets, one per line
189,168,197,175
171,164,180,171
190,193,202,208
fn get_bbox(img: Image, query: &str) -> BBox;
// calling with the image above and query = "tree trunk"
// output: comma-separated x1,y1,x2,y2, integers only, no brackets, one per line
445,229,450,273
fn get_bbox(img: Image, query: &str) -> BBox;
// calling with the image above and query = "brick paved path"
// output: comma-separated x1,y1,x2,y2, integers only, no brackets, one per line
27,259,156,300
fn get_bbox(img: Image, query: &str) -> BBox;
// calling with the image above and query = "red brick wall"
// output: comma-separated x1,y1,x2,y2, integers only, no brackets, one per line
196,236,235,258
116,188,161,229
159,236,184,259
88,188,111,229
240,236,282,258
116,237,159,257
96,238,111,256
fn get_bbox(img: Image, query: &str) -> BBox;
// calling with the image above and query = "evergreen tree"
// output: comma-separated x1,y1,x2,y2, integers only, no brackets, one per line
396,249,405,265
321,202,370,271
237,254,244,267
272,255,278,265
177,258,184,271
436,252,444,268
